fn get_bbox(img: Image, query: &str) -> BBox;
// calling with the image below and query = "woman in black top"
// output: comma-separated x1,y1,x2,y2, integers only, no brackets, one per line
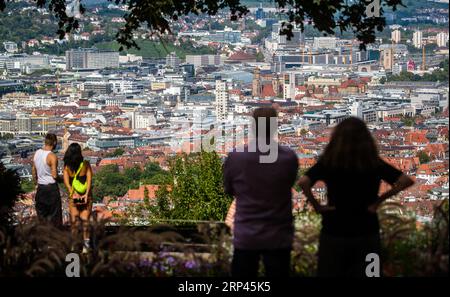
63,143,93,253
298,117,414,276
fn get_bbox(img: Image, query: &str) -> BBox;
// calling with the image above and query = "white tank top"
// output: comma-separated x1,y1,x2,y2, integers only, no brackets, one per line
33,149,56,185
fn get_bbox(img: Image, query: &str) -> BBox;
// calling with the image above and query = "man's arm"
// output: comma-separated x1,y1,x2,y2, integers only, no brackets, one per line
31,162,38,185
47,153,59,181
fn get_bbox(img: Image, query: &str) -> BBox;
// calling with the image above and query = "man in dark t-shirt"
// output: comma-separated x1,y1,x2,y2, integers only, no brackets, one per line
223,107,298,277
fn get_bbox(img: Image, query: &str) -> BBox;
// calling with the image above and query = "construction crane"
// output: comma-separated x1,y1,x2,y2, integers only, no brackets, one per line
55,69,61,100
308,47,313,64
300,43,306,63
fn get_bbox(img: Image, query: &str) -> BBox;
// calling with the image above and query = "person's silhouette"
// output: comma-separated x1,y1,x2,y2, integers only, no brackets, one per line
298,117,414,277
224,107,298,277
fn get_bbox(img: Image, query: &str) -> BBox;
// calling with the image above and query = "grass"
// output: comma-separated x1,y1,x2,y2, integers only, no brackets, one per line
95,39,215,59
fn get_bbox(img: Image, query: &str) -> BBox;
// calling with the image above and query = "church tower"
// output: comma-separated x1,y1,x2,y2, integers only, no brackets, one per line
252,67,262,97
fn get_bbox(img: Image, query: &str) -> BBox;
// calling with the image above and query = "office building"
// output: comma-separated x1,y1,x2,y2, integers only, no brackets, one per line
215,80,229,122
413,31,423,49
66,48,119,70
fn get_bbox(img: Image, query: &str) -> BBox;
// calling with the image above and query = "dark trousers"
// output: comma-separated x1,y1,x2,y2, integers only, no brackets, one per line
318,232,382,277
231,248,291,277
35,183,62,227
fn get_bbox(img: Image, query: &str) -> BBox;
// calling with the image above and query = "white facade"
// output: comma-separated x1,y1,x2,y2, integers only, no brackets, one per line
413,31,423,48
391,30,401,43
436,32,449,47
215,80,229,122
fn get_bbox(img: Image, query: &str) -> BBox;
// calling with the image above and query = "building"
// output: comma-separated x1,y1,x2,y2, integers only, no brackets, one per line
391,29,401,43
185,55,221,68
207,27,241,44
407,59,416,72
215,80,229,122
392,63,407,75
166,52,181,69
255,4,265,20
3,41,18,53
382,47,394,70
413,31,423,49
66,48,119,70
83,81,112,95
436,32,449,47
313,37,337,49
132,111,157,130
252,67,262,97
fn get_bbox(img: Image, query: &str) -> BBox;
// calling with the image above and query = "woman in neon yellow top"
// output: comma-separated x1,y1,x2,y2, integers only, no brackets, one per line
63,143,93,253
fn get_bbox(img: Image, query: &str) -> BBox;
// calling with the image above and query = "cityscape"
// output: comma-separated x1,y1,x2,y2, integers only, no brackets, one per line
0,0,448,279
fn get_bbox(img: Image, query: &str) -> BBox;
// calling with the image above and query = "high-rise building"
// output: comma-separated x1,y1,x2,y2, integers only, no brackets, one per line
382,48,394,70
166,52,181,69
66,48,119,70
436,32,449,47
413,31,423,49
391,29,401,43
215,80,229,122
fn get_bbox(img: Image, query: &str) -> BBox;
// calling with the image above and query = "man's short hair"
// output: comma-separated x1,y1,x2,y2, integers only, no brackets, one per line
44,133,57,147
252,107,278,140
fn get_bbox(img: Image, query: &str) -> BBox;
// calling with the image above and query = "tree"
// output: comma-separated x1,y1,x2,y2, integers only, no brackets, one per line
417,151,431,164
152,151,232,221
0,1,406,50
0,162,23,230
106,147,125,158
255,51,265,62
92,164,130,201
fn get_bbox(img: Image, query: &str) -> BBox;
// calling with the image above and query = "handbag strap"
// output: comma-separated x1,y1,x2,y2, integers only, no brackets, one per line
70,162,84,198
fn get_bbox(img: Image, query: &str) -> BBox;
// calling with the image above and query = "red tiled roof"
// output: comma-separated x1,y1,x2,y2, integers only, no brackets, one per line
227,51,256,61
261,84,276,97
126,185,160,200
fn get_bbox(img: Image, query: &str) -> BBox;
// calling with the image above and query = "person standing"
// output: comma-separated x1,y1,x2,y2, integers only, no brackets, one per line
63,143,93,253
32,133,62,227
298,117,414,276
224,107,299,277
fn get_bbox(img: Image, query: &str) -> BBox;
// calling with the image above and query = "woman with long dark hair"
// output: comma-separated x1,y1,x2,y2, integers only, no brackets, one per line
298,117,414,276
63,143,93,253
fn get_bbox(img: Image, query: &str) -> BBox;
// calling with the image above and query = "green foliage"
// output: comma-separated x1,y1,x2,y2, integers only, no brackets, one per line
92,162,169,202
105,148,125,158
20,179,35,193
92,164,129,201
152,151,232,222
255,51,265,62
96,39,214,59
0,0,406,50
401,116,415,127
0,133,14,140
417,151,431,164
0,162,23,230
387,59,449,83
